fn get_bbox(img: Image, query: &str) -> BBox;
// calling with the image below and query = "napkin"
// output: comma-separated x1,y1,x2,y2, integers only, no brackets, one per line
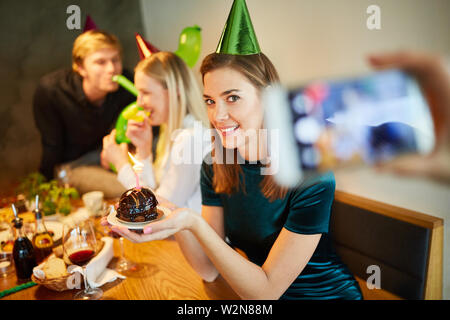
68,237,126,288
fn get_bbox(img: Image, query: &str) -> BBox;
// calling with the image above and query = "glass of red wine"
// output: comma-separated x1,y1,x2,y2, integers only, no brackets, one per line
62,220,102,300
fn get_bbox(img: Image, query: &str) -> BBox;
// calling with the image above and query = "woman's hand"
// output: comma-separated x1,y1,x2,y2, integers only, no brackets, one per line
126,117,153,160
102,129,129,172
101,207,197,243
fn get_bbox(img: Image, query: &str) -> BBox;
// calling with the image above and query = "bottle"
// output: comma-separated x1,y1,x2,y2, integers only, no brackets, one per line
31,195,54,264
11,204,37,281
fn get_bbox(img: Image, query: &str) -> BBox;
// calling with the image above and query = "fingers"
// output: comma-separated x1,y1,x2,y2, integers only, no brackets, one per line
128,120,145,130
100,151,108,169
377,153,449,182
100,216,111,227
143,228,178,241
142,218,175,235
102,135,109,147
143,116,152,129
110,226,142,243
368,51,417,69
119,143,129,153
109,225,176,243
103,131,114,147
367,50,441,75
103,132,128,154
126,122,143,139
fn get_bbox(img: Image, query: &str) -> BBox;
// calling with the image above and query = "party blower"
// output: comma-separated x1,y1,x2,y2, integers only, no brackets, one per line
112,75,149,145
113,32,158,144
110,26,202,171
110,32,156,171
83,14,148,144
108,75,148,173
113,25,202,144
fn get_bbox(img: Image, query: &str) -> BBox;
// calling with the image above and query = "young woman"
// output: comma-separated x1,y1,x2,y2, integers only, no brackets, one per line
101,51,209,211
104,52,363,300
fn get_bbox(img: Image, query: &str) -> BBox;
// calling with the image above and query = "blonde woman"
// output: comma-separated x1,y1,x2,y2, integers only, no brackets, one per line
102,51,209,211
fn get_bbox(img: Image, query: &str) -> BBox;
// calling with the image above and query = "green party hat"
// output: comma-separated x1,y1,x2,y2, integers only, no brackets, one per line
216,0,261,55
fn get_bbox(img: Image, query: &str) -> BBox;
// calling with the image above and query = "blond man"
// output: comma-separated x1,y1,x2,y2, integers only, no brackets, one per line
33,30,135,194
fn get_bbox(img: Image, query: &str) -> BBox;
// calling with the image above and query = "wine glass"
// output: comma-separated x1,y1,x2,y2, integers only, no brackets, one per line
114,234,137,273
62,220,103,300
104,205,137,273
55,163,72,188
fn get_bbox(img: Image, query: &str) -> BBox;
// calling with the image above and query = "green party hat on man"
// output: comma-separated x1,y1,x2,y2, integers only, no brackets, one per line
216,0,261,55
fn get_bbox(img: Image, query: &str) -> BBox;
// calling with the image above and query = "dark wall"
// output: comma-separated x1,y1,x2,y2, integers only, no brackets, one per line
0,0,145,194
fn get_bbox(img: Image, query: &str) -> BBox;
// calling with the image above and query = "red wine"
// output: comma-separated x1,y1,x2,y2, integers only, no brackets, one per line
13,237,37,280
69,249,95,266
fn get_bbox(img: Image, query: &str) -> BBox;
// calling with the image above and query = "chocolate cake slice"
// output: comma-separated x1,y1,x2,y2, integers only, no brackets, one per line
116,187,159,223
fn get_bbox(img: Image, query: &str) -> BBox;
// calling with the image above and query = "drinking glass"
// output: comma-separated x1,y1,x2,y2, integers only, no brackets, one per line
62,220,102,300
104,205,137,273
115,235,137,273
0,252,14,278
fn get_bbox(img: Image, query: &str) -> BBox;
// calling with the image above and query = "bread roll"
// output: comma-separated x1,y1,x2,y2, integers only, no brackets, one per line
43,257,68,279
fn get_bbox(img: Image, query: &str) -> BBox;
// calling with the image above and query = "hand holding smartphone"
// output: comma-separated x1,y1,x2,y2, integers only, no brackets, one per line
263,69,436,187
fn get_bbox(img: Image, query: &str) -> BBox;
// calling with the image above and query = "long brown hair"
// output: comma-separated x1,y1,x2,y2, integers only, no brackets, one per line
200,53,287,201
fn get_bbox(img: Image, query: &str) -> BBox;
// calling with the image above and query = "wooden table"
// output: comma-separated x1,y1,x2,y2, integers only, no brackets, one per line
1,199,401,301
0,217,240,300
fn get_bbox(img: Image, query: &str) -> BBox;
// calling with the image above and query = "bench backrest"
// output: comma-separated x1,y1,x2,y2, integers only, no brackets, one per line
330,191,443,300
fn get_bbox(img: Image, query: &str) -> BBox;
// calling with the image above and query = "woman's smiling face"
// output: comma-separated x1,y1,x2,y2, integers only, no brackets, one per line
203,67,264,151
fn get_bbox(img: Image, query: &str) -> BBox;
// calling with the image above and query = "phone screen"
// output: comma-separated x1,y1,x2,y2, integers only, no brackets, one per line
263,69,435,186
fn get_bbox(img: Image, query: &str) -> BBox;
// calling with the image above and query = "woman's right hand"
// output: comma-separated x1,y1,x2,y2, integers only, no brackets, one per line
126,117,153,160
102,129,129,172
100,207,197,244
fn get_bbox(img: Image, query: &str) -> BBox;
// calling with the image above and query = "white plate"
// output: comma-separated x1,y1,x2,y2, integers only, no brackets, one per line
107,206,169,230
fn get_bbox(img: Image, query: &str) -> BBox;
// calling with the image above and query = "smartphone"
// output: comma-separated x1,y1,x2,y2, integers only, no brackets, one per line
263,69,435,187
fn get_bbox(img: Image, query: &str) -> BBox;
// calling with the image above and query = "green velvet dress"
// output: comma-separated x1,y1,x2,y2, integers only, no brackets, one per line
200,159,363,300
